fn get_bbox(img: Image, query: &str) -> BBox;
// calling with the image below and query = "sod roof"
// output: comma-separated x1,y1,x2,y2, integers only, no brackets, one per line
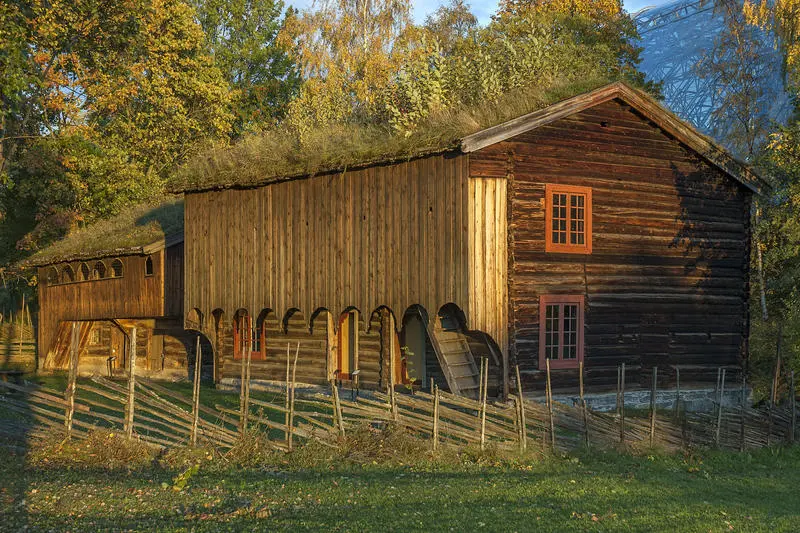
21,197,184,267
170,77,622,193
170,77,765,195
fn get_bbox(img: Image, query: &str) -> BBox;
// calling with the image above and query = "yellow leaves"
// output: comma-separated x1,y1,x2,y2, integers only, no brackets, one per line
744,0,800,86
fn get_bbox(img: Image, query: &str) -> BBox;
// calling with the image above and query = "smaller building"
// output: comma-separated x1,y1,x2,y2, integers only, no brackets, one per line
24,198,202,378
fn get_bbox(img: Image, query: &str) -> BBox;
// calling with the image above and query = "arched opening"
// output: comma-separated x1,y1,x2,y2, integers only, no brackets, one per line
110,259,124,278
232,309,250,361
62,265,75,283
337,309,359,380
186,308,203,332
92,261,106,280
401,306,429,387
184,330,215,383
253,309,278,362
145,255,154,276
79,262,90,281
47,267,59,285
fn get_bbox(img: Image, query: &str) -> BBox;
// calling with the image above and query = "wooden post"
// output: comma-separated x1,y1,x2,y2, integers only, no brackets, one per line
740,372,747,452
674,367,681,418
284,342,291,436
768,363,775,446
616,364,621,417
579,360,589,449
480,358,488,450
649,366,658,447
243,327,253,430
715,368,726,448
789,370,796,444
388,315,397,421
17,294,24,357
432,385,440,451
331,379,345,437
619,363,626,445
515,365,527,451
287,342,299,451
545,358,555,452
190,335,202,446
772,323,783,405
125,327,137,440
64,323,80,436
238,321,251,436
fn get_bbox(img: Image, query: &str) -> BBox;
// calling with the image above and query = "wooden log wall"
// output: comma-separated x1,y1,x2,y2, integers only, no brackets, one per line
471,99,752,391
43,318,193,379
36,244,185,364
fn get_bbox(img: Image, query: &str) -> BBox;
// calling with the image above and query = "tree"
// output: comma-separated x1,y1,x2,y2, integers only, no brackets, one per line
745,0,800,85
423,0,478,55
0,0,233,264
191,0,301,136
278,0,413,135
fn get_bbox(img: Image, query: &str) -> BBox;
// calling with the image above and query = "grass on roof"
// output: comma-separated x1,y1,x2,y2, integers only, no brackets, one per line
171,76,621,193
24,196,184,266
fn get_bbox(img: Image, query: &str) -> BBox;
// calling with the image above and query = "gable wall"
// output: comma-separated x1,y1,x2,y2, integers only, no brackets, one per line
36,247,181,362
471,99,752,390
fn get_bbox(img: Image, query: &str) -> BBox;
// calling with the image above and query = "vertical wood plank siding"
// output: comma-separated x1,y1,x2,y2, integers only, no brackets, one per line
184,153,510,386
471,99,751,389
37,246,184,360
187,154,478,331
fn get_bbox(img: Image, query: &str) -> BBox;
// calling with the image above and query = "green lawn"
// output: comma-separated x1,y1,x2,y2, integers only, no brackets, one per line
2,441,800,532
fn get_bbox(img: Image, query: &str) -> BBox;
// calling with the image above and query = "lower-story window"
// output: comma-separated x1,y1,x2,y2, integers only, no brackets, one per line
539,294,584,369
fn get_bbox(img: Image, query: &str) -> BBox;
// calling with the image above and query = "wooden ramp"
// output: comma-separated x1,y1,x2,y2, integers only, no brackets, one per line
427,316,481,399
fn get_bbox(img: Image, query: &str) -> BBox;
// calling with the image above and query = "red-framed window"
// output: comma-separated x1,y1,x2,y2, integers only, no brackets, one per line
539,295,585,369
545,184,592,254
234,314,267,361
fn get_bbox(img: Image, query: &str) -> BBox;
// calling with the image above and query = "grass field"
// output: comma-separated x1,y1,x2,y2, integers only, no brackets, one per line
2,436,800,532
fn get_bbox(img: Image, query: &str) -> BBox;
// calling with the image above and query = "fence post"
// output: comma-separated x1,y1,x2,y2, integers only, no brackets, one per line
674,367,681,418
515,365,527,451
287,342,300,451
715,368,726,448
64,322,80,436
125,326,137,440
432,385,440,451
740,372,747,452
619,363,626,445
479,358,488,450
579,360,589,449
790,370,796,444
331,379,345,437
191,335,202,446
649,366,658,447
546,358,555,452
285,342,291,437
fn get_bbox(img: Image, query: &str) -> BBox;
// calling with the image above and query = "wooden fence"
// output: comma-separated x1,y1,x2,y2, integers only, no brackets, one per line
0,303,36,371
0,334,797,455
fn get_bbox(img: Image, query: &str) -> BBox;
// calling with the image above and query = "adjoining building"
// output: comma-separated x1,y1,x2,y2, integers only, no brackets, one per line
23,198,206,379
170,81,765,398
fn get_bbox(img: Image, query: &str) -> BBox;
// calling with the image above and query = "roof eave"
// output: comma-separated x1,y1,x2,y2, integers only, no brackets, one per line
23,232,185,268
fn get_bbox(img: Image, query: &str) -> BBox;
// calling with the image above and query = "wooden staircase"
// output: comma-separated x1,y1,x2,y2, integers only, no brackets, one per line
426,315,481,399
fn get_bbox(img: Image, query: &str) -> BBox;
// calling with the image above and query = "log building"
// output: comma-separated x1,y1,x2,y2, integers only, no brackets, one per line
174,82,766,397
26,200,204,378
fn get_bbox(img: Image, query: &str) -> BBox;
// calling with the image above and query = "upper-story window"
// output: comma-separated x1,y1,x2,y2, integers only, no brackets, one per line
539,294,584,370
145,255,154,276
545,184,592,254
62,265,76,283
46,267,60,285
79,262,90,281
92,261,106,279
110,259,124,278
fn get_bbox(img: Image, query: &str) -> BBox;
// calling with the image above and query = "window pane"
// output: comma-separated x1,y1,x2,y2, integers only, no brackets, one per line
545,304,560,359
552,193,567,245
563,304,578,359
569,194,585,246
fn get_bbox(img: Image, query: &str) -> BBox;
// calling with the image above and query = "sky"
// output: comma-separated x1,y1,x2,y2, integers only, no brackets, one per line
286,0,675,25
